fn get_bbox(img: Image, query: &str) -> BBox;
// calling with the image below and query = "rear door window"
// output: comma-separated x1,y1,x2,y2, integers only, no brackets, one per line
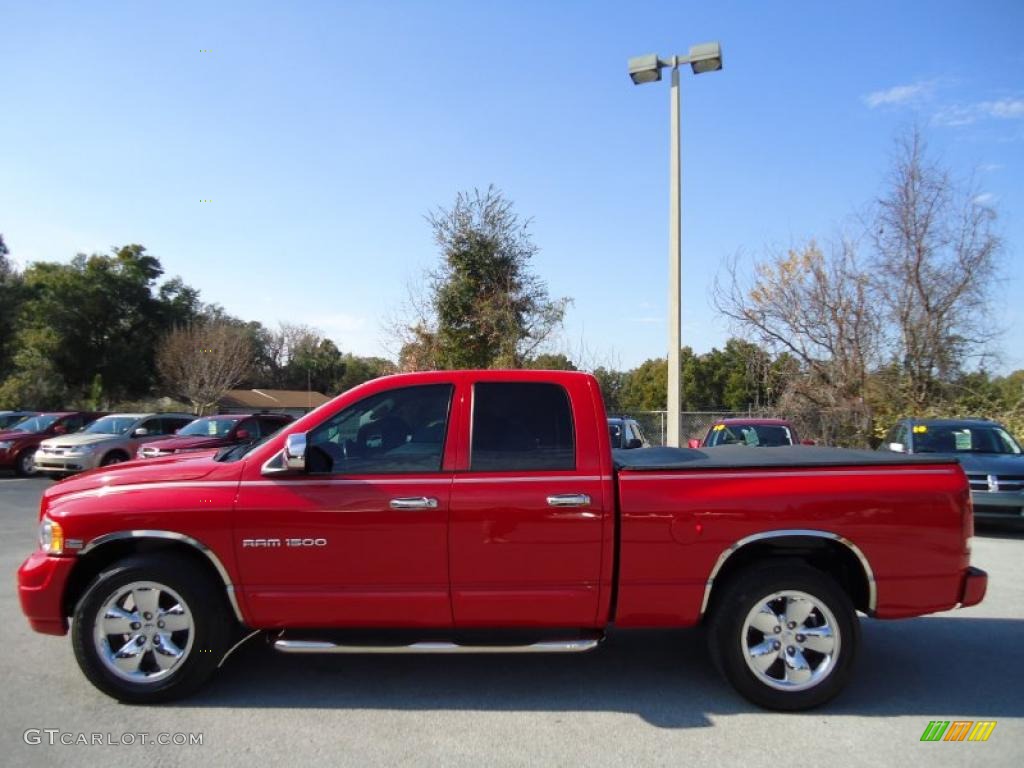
471,383,575,471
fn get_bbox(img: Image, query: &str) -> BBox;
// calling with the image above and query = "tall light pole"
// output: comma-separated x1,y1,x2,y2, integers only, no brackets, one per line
628,42,722,447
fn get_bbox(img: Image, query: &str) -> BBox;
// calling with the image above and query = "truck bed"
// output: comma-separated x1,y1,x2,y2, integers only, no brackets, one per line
611,443,968,627
613,444,960,471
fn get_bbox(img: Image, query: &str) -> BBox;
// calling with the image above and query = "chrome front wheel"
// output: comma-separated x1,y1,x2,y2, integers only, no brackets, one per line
73,554,231,703
93,581,195,684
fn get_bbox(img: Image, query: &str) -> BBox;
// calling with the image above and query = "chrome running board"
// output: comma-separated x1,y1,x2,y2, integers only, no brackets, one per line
273,636,603,655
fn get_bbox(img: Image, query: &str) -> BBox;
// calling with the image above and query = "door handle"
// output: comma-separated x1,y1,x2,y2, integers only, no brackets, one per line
389,496,439,510
546,493,591,508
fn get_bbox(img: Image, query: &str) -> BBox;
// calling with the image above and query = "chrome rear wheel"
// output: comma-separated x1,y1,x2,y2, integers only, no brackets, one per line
741,589,840,692
708,564,859,710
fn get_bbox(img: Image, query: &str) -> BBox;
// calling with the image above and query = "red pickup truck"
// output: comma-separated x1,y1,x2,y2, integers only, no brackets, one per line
18,370,986,710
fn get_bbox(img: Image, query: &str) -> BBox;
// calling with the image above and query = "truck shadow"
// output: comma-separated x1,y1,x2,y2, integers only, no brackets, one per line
188,616,1024,728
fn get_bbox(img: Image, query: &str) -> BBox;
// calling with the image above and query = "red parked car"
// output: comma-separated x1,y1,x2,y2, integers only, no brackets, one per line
135,413,292,459
0,411,106,476
689,417,814,449
18,371,984,710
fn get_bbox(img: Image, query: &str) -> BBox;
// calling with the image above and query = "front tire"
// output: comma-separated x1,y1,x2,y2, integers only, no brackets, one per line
71,554,231,703
707,563,859,710
100,452,129,467
14,449,37,477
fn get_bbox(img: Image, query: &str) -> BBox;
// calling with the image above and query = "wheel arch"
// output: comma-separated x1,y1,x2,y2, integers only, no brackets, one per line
701,530,876,618
64,531,246,626
100,449,131,465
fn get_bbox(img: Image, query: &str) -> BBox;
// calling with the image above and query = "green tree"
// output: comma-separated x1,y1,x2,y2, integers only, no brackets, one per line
288,337,346,395
238,321,396,395
592,366,628,414
336,354,396,393
620,358,667,412
0,327,68,408
400,186,569,369
0,234,25,382
5,245,202,403
526,353,577,371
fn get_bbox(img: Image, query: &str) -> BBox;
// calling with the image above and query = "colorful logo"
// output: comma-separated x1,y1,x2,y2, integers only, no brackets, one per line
920,721,996,742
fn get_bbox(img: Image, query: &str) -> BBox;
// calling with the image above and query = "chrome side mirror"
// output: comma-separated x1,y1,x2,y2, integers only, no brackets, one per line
284,433,307,470
888,442,905,453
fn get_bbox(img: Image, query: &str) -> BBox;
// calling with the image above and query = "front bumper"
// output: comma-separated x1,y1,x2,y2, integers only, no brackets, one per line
18,551,75,635
33,449,102,474
959,566,988,608
970,489,1024,520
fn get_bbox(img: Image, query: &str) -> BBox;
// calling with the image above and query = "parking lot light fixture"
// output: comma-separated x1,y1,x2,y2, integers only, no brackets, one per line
628,41,722,447
628,54,663,84
687,42,722,74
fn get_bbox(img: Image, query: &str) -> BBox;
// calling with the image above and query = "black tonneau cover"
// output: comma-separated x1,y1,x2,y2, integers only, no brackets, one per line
612,445,960,471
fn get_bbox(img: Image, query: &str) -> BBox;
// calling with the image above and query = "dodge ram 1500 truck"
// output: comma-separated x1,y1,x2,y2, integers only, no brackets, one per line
18,370,987,709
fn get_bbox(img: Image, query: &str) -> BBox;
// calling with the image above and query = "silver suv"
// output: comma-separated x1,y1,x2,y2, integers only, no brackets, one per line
34,413,195,476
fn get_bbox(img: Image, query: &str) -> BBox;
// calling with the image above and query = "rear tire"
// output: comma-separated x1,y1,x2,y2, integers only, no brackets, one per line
707,563,859,710
71,553,231,703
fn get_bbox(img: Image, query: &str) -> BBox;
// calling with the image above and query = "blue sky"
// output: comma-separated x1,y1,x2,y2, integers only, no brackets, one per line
2,1,1022,371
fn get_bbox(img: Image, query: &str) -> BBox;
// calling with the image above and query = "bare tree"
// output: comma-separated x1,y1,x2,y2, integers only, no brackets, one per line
870,128,1002,410
713,240,879,444
157,322,254,415
261,323,320,377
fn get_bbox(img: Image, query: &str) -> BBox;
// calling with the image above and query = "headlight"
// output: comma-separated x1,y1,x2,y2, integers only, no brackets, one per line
0,440,13,450
38,518,64,555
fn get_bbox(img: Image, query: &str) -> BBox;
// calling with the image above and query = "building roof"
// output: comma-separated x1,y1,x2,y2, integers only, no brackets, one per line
219,389,331,410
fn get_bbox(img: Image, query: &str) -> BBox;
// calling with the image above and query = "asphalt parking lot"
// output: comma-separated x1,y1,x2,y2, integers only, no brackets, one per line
0,476,1021,767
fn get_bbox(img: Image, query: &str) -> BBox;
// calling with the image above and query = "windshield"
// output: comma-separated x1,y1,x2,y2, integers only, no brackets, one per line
707,423,794,447
83,416,138,436
913,425,1022,455
12,414,59,433
178,417,238,437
